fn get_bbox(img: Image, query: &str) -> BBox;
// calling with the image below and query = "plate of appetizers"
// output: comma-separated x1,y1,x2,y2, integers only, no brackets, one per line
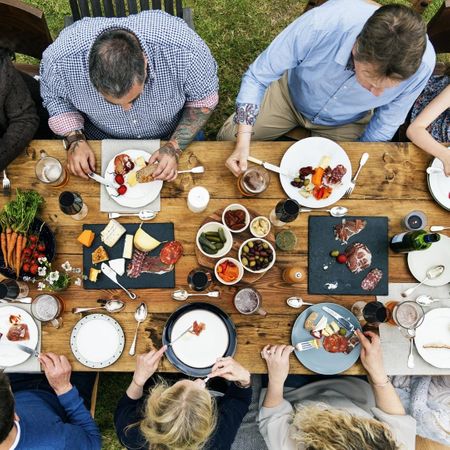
427,157,450,211
414,308,450,368
280,137,352,208
104,150,163,208
0,305,39,367
291,302,361,375
162,302,237,377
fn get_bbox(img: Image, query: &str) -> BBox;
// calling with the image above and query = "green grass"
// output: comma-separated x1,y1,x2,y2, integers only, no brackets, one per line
17,0,446,447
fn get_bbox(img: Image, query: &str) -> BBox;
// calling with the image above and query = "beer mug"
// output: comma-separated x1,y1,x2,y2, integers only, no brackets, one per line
35,150,68,187
31,294,64,328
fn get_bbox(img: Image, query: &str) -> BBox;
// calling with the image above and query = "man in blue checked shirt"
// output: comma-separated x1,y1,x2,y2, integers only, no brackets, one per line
219,1,435,177
40,11,218,181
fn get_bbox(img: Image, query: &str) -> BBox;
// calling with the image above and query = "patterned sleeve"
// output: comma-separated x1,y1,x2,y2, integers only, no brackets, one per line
233,103,260,126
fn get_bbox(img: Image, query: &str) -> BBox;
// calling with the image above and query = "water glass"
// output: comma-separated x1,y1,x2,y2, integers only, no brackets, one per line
187,268,212,291
233,287,266,316
59,191,88,220
393,301,424,330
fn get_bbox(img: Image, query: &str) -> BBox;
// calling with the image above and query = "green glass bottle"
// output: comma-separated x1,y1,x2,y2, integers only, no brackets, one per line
390,230,440,253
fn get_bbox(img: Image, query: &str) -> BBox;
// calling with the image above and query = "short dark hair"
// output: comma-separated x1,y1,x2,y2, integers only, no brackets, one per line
89,28,146,98
354,5,427,80
0,372,15,443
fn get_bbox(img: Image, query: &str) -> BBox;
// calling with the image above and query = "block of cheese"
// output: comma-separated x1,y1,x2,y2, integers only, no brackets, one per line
92,245,109,264
89,268,101,282
101,219,126,247
134,227,161,252
109,258,125,276
135,156,146,168
77,229,95,248
127,172,138,187
123,234,133,259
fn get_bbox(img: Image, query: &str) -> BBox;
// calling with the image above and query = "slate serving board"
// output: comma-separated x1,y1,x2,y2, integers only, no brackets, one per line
308,216,389,295
82,223,175,290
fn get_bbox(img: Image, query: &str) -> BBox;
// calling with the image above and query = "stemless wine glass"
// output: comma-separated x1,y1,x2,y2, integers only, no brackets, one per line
237,166,270,196
362,301,388,325
35,150,69,187
269,199,300,227
59,191,88,220
187,268,212,291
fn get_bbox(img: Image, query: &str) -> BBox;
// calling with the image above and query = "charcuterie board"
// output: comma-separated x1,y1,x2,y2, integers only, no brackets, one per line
308,216,389,295
195,208,276,283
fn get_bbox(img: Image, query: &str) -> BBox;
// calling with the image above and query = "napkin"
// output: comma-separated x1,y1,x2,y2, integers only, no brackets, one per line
3,304,41,373
377,283,450,375
100,139,161,213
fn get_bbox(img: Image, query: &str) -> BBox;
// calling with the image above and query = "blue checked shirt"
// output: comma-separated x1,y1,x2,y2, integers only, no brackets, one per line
40,11,218,139
235,0,436,142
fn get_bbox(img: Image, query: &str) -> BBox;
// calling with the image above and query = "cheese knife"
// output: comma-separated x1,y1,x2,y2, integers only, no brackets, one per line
101,263,137,300
247,156,293,178
0,343,39,358
322,306,356,335
88,172,119,189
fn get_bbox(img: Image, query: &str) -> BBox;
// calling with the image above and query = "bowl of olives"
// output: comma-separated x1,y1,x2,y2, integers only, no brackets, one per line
238,238,276,274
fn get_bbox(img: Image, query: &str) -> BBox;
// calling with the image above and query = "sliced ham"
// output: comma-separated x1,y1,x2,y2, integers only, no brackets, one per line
127,249,172,278
345,243,372,274
323,164,347,185
334,219,367,244
361,268,383,291
7,323,29,341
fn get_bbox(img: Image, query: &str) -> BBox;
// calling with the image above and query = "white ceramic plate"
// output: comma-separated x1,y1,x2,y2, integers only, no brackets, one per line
171,309,230,368
415,308,450,368
407,235,450,286
427,158,450,211
104,149,163,208
279,137,352,208
70,314,125,369
0,306,38,367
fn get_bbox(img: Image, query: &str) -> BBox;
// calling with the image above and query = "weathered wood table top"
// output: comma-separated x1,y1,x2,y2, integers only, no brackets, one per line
2,140,447,374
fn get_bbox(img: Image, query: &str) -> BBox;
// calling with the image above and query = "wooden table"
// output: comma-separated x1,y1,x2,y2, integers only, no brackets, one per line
3,140,448,374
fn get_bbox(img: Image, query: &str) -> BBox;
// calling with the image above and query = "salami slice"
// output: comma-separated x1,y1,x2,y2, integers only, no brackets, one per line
160,241,183,265
361,268,383,291
323,334,348,353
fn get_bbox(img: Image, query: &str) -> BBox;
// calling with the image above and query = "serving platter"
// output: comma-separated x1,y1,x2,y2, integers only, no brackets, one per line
427,157,450,211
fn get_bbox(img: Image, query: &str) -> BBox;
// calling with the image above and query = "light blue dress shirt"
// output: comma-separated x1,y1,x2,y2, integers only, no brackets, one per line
236,0,436,141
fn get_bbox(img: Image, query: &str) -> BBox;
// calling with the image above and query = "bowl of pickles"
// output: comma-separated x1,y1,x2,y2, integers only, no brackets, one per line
196,221,233,259
238,238,276,273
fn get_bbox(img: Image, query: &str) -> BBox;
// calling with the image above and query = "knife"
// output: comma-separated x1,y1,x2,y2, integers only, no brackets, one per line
0,343,39,358
322,306,356,335
88,172,119,189
247,156,293,178
101,263,137,300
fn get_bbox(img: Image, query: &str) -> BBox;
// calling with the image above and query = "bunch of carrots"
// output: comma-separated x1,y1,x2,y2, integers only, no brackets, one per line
0,190,44,278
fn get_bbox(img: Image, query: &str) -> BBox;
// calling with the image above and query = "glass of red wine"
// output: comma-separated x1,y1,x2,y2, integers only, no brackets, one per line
362,301,388,325
187,268,212,292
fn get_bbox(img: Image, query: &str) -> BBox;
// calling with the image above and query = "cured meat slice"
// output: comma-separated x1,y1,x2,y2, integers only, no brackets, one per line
191,321,206,336
127,249,173,278
323,334,348,353
323,164,347,185
160,241,183,265
345,243,372,274
334,219,367,244
344,334,360,354
7,323,29,341
114,154,134,175
361,268,383,291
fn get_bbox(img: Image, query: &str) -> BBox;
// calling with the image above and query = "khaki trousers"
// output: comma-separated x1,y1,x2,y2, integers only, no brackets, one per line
217,73,371,142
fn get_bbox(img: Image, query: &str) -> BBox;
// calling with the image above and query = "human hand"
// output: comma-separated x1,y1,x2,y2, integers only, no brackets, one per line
440,152,450,177
261,344,294,386
226,144,249,177
208,356,251,387
133,346,167,387
40,353,72,396
67,140,96,179
356,330,387,384
149,143,179,181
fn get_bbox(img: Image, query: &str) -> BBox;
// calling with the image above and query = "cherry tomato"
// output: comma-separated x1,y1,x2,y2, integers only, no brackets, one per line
32,251,40,259
115,174,125,185
22,257,30,265
30,264,39,275
117,185,127,195
37,243,46,252
23,248,32,257
337,254,347,264
30,259,36,266
29,244,36,250
22,263,30,272
37,253,46,260
29,235,38,243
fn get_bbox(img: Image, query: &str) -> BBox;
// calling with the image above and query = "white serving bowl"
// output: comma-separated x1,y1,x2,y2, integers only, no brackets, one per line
238,238,276,274
214,257,244,285
222,203,250,233
249,216,271,238
196,221,233,259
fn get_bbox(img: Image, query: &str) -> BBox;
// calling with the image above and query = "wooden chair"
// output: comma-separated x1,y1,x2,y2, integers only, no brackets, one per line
90,372,100,418
416,435,450,450
0,0,52,77
65,0,194,29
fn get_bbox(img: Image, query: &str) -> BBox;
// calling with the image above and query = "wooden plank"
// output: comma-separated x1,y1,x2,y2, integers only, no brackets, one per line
151,0,161,9
103,0,114,17
90,0,102,16
127,0,138,14
175,0,182,17
164,0,174,15
114,0,126,16
139,0,149,10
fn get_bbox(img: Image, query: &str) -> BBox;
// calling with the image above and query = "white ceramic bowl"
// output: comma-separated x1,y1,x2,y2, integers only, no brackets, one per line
196,221,233,259
222,203,250,233
238,238,276,274
214,257,244,286
249,216,271,238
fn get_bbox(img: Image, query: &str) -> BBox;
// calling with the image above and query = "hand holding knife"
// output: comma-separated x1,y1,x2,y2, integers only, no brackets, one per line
247,156,294,179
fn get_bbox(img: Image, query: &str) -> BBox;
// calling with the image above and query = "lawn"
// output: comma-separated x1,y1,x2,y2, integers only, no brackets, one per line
18,0,446,448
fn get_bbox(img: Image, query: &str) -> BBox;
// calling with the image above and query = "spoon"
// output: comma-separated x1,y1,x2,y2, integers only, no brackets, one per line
72,299,125,314
286,297,314,308
407,328,416,369
108,210,157,220
0,297,32,304
430,226,450,232
177,166,205,174
426,167,443,175
298,206,348,217
401,265,445,298
415,294,450,306
129,302,148,356
172,289,220,301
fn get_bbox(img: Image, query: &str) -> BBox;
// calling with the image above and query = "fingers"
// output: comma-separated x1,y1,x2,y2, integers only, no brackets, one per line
226,158,241,177
87,151,96,173
148,151,159,166
356,329,371,349
239,156,248,172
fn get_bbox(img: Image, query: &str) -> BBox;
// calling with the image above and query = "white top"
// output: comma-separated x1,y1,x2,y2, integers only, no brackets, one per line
258,377,416,450
9,421,21,450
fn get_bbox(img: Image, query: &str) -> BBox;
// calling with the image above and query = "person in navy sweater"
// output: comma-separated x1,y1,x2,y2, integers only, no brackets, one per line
0,352,101,450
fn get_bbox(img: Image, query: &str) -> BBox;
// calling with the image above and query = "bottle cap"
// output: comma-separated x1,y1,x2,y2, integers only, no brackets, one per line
424,233,440,243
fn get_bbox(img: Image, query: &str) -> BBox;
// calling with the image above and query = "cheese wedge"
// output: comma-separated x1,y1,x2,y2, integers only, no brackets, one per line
135,156,146,168
134,227,161,252
123,234,133,259
92,246,109,264
109,258,125,276
101,219,126,247
127,172,138,187
77,229,95,247
89,268,101,282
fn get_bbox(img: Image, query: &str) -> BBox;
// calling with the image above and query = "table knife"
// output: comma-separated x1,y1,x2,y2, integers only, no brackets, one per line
88,172,119,189
101,263,137,300
247,156,293,178
0,343,39,358
322,306,356,334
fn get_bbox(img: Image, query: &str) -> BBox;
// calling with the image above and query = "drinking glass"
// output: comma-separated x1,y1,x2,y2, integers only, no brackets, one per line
393,301,424,330
187,268,212,291
0,279,29,300
233,287,266,316
237,167,270,196
35,150,69,187
269,199,300,227
362,301,388,325
31,294,64,328
59,191,88,220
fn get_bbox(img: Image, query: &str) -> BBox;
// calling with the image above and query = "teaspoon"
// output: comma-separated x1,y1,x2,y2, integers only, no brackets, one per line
415,294,450,306
430,226,450,232
401,265,445,298
108,210,157,220
72,299,125,314
129,302,148,356
286,297,314,308
299,206,348,217
172,289,220,301
177,166,205,174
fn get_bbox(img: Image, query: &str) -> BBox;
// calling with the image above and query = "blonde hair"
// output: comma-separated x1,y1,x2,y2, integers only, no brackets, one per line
290,404,402,450
139,380,217,450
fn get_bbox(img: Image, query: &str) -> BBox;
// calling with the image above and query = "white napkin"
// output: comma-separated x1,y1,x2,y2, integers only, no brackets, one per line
377,283,450,375
100,139,161,213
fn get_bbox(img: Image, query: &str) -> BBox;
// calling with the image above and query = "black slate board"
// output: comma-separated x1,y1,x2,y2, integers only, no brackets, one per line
308,216,389,295
82,223,175,290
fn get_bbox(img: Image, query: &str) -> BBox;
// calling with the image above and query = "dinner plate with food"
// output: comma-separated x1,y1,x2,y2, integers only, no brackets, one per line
162,302,237,377
0,305,39,367
291,302,361,375
414,308,450,369
104,150,163,208
427,157,450,211
279,137,352,208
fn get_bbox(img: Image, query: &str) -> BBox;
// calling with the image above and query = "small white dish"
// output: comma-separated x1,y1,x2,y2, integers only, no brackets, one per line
196,221,233,259
238,238,276,274
222,204,250,233
250,216,271,238
215,257,244,286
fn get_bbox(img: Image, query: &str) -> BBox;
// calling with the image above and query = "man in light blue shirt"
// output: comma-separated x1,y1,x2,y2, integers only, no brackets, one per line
219,1,435,176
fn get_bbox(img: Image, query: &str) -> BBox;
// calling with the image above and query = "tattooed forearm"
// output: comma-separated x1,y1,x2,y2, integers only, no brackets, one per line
159,141,181,161
170,106,213,151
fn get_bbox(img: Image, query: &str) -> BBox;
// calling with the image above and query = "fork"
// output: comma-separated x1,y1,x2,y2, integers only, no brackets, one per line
344,152,369,197
2,170,10,195
294,339,321,352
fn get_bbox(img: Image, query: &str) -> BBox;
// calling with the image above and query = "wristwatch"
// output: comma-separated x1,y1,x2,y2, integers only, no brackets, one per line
63,130,86,150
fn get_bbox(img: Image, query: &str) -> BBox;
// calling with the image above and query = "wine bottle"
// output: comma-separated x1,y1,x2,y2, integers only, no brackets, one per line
390,230,440,253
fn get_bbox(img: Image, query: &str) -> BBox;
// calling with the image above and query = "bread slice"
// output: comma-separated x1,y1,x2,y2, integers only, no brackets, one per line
304,312,319,331
136,163,157,183
92,245,109,265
